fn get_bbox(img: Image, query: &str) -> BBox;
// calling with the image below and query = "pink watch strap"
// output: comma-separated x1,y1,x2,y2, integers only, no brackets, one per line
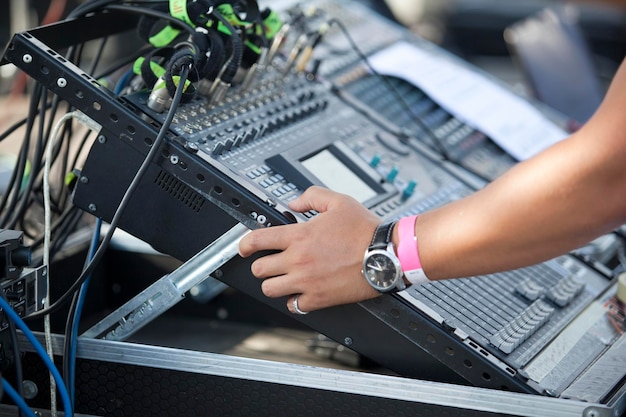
397,215,430,285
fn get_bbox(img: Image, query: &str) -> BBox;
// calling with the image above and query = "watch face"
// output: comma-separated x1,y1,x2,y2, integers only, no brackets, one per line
363,250,401,292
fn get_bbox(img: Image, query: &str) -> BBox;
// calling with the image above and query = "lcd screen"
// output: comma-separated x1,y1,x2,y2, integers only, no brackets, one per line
301,149,378,203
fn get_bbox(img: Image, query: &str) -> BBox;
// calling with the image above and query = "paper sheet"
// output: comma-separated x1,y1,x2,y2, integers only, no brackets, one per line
367,42,568,161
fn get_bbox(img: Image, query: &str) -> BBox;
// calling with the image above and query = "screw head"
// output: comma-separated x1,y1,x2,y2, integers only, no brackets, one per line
22,380,38,399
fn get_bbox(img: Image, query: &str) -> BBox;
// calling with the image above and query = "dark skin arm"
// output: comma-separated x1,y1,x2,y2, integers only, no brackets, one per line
239,58,626,314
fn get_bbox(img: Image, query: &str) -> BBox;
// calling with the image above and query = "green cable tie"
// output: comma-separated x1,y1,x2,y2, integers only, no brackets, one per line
149,25,181,47
64,170,77,188
170,0,194,26
133,57,167,78
262,10,283,39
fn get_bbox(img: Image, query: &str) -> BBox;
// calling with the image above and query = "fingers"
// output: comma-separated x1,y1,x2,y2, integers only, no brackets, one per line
240,186,364,259
238,224,289,258
288,185,354,214
237,186,381,313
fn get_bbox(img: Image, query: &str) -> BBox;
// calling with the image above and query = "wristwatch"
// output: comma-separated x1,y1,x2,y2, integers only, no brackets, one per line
362,222,406,293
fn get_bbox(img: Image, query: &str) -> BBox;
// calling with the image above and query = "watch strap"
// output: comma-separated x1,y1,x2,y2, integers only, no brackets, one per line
397,215,430,286
370,221,396,249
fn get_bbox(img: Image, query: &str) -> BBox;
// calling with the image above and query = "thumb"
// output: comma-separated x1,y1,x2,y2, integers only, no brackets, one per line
288,186,340,214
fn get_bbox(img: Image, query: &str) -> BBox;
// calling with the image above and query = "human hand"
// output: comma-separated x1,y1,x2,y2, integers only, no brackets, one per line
238,186,382,313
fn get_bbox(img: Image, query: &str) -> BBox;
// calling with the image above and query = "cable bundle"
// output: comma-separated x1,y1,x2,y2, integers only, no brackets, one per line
128,0,284,109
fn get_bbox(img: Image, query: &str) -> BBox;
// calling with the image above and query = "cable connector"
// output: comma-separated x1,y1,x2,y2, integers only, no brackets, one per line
208,78,231,106
267,23,291,64
147,77,173,113
283,32,309,75
296,22,329,73
242,47,268,91
72,111,102,133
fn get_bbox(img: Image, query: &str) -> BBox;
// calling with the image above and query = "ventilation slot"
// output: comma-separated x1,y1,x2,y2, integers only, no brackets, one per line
154,170,204,212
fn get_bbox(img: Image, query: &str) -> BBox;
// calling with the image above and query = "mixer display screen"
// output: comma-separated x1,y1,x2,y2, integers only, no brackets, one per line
301,149,377,203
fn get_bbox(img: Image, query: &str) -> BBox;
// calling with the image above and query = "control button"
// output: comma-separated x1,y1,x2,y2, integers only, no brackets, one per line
211,142,224,157
515,278,545,301
402,180,417,200
386,167,399,183
545,275,584,307
242,130,254,143
369,155,381,168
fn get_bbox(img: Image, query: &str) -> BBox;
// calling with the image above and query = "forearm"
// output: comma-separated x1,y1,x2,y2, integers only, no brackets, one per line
408,127,626,280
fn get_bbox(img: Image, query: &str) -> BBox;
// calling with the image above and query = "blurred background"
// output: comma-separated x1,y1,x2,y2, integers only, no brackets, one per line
2,0,625,112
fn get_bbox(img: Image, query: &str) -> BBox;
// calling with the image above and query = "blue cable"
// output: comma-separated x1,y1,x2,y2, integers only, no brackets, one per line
114,68,134,95
2,378,37,417
0,297,73,417
68,217,101,406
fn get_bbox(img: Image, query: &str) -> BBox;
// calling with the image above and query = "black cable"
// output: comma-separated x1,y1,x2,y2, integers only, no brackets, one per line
62,289,80,397
67,0,120,19
68,0,169,19
0,84,43,227
212,10,243,84
27,205,78,255
49,208,84,258
25,64,191,320
0,116,28,144
10,115,68,234
104,4,197,38
0,85,42,220
93,45,152,82
5,89,51,230
163,48,198,97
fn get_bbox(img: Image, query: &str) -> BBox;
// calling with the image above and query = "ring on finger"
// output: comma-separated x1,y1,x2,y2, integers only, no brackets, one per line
292,294,308,315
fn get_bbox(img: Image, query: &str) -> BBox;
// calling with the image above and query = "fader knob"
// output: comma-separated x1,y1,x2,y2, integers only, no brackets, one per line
386,167,399,183
402,180,417,200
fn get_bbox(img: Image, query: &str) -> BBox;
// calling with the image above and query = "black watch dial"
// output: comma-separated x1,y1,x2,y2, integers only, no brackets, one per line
363,250,401,292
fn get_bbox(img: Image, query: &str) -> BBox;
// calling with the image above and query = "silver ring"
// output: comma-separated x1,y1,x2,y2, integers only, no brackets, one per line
292,294,308,315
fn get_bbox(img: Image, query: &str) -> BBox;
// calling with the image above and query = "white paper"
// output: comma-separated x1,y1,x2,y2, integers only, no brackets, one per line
367,42,568,161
